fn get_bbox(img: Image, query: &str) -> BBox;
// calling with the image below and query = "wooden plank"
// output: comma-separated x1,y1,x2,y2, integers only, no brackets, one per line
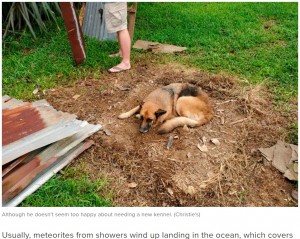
127,3,138,43
60,2,86,65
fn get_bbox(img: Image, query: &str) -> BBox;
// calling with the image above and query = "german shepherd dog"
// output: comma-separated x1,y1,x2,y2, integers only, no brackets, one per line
118,83,214,134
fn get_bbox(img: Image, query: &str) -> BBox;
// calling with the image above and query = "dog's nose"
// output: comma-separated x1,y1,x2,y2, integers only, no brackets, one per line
139,127,149,133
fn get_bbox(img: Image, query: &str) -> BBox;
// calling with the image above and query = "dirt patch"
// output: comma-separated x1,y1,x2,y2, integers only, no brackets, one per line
46,62,297,207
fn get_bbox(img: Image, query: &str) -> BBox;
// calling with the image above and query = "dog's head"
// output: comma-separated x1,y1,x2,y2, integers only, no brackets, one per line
139,102,166,133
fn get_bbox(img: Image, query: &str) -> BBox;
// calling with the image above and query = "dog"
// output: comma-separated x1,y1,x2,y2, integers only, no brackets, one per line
118,83,214,134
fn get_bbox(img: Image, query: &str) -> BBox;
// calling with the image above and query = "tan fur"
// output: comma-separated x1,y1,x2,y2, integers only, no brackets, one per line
118,83,214,134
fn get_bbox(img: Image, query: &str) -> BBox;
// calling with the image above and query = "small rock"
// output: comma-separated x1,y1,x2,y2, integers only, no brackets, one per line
166,135,174,150
291,190,298,201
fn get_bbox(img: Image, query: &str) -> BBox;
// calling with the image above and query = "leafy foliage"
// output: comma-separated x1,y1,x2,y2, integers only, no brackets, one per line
2,2,61,39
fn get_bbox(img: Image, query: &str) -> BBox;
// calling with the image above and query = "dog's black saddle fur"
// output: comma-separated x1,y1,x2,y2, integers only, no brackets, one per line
178,85,199,98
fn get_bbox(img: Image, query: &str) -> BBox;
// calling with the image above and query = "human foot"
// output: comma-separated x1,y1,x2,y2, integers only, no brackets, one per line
108,62,131,73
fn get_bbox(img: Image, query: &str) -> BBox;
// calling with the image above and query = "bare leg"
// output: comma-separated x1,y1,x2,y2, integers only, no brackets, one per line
109,33,122,57
108,29,131,72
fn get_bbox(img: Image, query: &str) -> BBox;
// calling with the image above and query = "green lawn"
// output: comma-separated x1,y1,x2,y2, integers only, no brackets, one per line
2,2,298,206
135,3,297,100
3,3,297,101
21,162,112,207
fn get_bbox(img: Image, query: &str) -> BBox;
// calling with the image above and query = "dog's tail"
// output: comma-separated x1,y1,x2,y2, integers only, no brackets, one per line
157,110,214,134
157,117,197,134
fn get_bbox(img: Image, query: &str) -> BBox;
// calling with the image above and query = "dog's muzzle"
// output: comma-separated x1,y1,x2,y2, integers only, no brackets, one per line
139,125,150,133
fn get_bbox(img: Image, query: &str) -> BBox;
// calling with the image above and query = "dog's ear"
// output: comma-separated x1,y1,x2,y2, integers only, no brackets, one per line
155,109,166,118
139,100,144,108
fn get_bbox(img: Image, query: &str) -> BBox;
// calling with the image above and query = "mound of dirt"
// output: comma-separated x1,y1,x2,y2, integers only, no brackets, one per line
46,62,297,206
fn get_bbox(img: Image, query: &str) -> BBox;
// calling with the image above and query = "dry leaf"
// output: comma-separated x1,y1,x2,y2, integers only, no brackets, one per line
167,188,174,196
72,94,81,100
221,117,225,124
128,182,137,188
187,186,196,196
117,86,131,91
32,88,39,95
103,127,112,136
200,183,207,189
197,144,208,152
207,171,215,178
211,138,221,146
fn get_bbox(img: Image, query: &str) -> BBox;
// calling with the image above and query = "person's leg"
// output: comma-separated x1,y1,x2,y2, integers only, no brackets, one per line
108,29,131,72
118,29,131,65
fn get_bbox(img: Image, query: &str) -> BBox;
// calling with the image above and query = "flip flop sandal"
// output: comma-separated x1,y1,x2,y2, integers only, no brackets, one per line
109,52,122,58
108,66,131,73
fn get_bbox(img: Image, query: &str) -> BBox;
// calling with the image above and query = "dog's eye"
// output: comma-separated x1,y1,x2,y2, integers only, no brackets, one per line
147,118,153,123
140,116,144,120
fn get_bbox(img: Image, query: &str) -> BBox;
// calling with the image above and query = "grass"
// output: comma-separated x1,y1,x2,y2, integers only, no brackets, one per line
2,2,298,206
21,164,112,207
2,19,120,99
2,3,297,101
135,3,298,101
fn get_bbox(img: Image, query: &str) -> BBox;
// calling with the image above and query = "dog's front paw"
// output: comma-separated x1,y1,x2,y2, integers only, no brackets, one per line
118,113,126,119
118,113,129,119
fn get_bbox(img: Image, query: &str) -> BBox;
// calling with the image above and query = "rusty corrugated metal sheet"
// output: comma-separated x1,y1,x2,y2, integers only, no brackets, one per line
2,96,102,206
3,140,94,207
2,148,44,177
82,2,116,41
2,97,86,165
2,123,100,203
3,104,47,145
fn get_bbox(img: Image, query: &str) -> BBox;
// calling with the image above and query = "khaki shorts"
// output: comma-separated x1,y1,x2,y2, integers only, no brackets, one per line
104,2,127,33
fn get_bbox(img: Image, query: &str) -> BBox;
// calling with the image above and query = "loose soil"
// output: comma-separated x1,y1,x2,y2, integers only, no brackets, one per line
46,62,297,207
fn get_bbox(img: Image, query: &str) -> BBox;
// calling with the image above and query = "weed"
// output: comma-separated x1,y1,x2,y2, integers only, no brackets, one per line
287,123,298,145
